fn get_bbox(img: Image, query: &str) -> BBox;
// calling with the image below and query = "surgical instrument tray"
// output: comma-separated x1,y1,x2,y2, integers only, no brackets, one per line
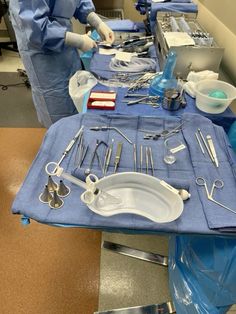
154,12,224,79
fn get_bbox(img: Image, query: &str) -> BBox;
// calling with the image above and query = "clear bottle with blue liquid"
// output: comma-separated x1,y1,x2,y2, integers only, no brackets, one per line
149,50,178,99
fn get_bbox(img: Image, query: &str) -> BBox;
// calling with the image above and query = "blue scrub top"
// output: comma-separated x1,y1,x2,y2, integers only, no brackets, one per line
17,0,95,52
9,0,96,127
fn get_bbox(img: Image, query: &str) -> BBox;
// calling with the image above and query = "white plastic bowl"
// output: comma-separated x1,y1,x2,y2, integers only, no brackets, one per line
195,80,236,114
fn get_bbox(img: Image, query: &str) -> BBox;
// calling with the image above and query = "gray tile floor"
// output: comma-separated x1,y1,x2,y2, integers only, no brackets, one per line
99,233,170,312
99,232,236,313
1,49,235,313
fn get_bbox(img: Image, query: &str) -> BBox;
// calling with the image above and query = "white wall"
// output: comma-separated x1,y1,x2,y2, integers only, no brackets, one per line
123,0,143,21
195,0,236,83
197,0,236,34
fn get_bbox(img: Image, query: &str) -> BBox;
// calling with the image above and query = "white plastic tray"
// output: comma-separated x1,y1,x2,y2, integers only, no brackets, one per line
88,172,184,223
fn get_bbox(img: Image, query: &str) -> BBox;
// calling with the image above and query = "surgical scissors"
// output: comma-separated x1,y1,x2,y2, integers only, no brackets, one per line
196,177,236,214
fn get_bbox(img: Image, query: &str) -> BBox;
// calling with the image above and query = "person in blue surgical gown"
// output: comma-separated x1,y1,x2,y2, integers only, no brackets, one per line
9,0,114,128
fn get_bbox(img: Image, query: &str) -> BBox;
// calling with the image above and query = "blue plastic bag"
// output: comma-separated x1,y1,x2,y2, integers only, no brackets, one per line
228,121,236,153
80,30,100,71
169,235,236,313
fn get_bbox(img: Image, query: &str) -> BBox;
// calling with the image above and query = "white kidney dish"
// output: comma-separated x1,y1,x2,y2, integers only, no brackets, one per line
87,172,184,223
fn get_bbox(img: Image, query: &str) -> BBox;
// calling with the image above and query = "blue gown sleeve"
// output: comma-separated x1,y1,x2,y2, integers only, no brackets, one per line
73,0,95,24
18,0,67,52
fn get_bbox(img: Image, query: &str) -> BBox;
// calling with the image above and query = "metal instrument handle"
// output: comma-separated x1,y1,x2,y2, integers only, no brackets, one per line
195,176,207,186
196,176,211,199
210,198,236,215
210,179,224,198
213,179,224,189
80,190,96,205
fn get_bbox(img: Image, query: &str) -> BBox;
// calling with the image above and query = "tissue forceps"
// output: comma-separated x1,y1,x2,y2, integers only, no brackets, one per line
196,177,236,214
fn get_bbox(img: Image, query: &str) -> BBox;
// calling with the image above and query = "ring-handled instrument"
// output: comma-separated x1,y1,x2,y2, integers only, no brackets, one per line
85,140,104,176
196,176,236,214
141,122,184,140
45,162,121,206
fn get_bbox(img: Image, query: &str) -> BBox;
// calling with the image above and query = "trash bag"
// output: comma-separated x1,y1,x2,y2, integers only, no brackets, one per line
69,70,97,112
228,121,236,153
169,235,236,313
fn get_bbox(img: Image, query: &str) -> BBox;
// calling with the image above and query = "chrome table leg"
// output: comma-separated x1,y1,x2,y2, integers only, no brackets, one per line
102,241,168,267
94,301,176,314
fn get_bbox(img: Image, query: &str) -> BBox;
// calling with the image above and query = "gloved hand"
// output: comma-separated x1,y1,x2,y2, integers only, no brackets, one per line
97,22,115,44
86,12,115,44
80,34,97,52
65,31,97,52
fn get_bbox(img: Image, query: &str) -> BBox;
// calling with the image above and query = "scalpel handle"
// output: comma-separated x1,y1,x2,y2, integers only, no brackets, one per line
206,135,219,168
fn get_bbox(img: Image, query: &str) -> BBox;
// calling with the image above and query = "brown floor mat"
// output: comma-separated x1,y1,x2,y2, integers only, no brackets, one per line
0,128,101,314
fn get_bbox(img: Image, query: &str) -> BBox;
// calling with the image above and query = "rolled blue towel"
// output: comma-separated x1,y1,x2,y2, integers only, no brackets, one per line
107,20,139,32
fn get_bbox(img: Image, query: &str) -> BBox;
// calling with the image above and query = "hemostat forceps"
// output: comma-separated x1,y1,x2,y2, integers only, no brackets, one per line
142,122,184,140
85,140,107,176
196,177,236,214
